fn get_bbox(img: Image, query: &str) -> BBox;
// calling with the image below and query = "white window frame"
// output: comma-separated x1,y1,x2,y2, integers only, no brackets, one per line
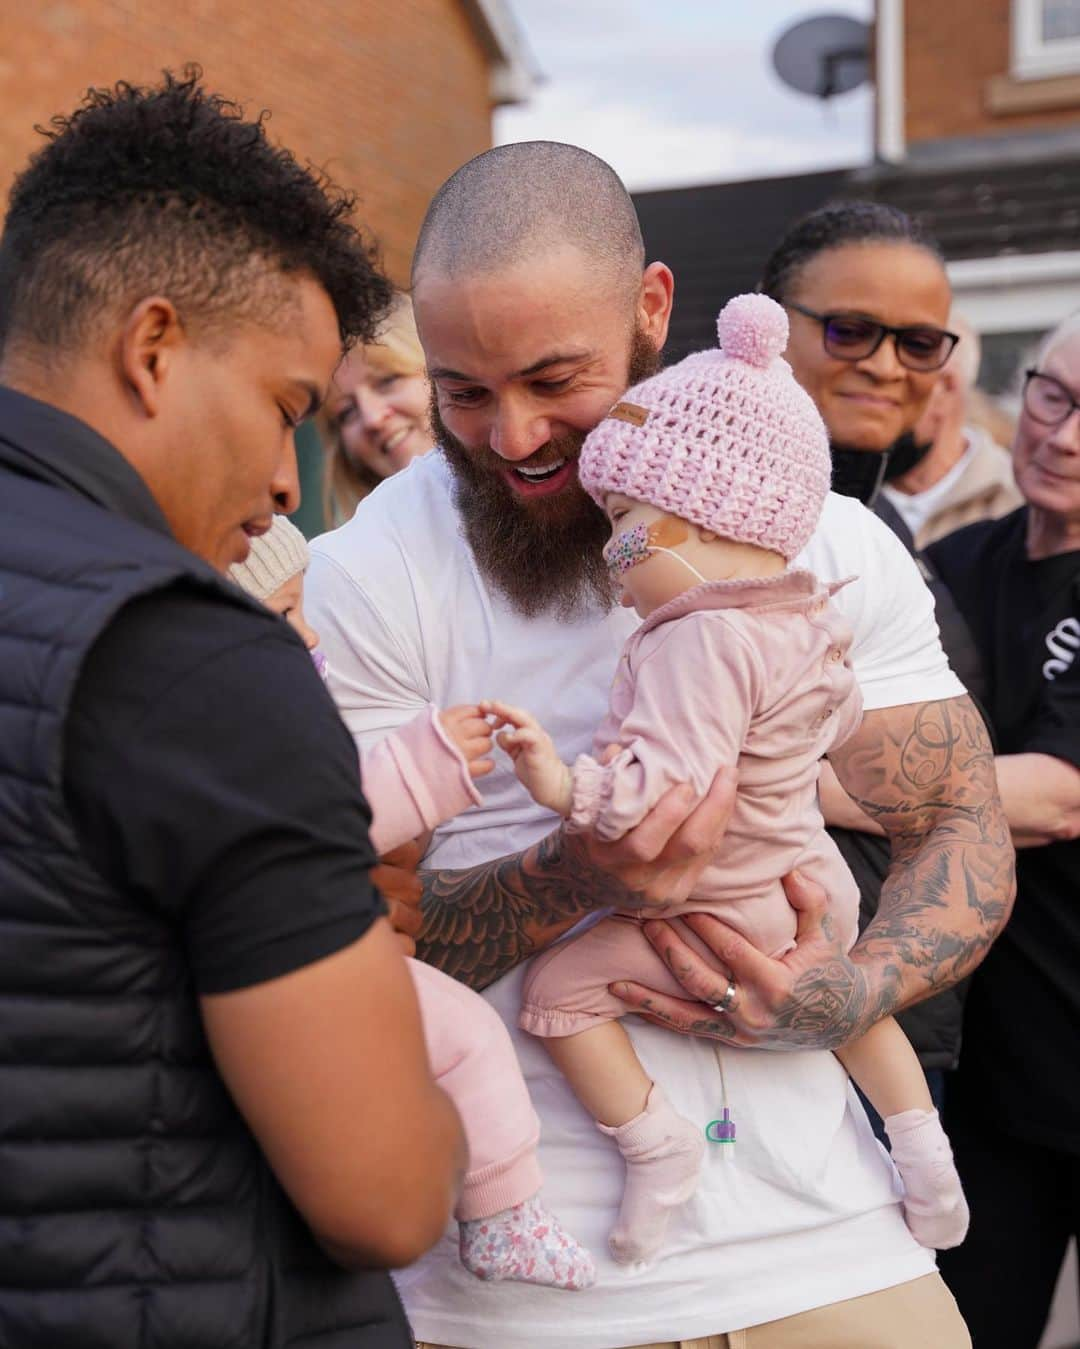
876,0,905,162
947,251,1080,334
1013,0,1080,79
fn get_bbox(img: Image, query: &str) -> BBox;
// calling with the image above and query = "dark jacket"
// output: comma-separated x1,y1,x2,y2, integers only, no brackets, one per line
0,387,411,1347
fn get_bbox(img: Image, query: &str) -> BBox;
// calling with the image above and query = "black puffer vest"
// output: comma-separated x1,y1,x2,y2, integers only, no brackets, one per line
0,429,410,1346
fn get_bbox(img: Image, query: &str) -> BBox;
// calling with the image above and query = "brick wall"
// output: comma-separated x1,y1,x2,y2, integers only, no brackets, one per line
0,0,495,283
905,0,1080,144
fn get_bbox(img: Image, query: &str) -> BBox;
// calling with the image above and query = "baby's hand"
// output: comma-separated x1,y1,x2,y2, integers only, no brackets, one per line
438,705,495,779
481,699,573,816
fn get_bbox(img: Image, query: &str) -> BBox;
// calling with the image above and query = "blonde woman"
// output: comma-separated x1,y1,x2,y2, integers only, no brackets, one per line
322,292,433,522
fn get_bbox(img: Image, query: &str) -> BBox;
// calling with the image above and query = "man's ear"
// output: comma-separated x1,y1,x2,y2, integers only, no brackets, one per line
118,296,184,417
637,262,674,351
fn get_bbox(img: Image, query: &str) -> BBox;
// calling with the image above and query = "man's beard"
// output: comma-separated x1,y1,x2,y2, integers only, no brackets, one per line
434,326,661,618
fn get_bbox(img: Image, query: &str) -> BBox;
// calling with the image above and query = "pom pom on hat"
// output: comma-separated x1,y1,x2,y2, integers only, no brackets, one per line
229,515,310,602
717,293,789,368
577,292,831,561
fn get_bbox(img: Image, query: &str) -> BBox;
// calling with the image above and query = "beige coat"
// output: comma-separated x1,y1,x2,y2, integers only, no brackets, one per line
901,427,1023,549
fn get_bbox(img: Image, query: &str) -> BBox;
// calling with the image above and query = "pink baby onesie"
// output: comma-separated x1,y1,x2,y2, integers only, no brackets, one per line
520,570,864,1039
363,707,542,1220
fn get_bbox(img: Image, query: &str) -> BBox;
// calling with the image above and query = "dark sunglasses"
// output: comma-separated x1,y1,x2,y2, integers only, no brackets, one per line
786,302,960,373
1023,369,1080,427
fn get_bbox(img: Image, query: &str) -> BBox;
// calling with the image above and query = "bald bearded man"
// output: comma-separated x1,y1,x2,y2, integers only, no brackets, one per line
306,143,1009,1349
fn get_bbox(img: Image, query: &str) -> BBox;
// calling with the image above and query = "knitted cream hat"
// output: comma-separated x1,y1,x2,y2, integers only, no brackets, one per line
578,293,831,561
229,515,310,600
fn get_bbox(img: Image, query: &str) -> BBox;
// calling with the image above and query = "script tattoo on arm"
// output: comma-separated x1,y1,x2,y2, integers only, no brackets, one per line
822,693,1016,1032
416,829,619,991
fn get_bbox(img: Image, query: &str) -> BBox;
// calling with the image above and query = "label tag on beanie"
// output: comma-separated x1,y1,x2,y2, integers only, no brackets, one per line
607,401,650,427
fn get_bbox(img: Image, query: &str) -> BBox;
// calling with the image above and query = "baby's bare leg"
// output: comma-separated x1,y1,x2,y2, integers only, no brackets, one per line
836,1015,932,1118
546,1021,652,1126
545,1020,703,1267
838,1017,968,1250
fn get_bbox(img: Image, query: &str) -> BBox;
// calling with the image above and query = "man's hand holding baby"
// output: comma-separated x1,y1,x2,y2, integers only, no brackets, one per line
612,870,862,1051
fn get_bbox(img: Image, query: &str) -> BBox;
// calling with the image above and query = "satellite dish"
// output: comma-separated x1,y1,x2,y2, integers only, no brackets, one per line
773,13,870,100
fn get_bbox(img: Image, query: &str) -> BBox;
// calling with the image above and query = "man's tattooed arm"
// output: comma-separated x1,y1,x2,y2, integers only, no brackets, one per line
417,767,739,993
416,829,617,991
545,695,1014,1051
824,693,1016,1027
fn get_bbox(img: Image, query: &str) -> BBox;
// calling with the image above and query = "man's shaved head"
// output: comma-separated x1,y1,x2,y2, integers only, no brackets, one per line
412,141,645,300
410,141,672,618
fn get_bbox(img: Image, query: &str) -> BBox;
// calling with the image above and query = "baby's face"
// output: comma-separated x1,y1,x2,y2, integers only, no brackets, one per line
602,493,698,618
265,572,320,652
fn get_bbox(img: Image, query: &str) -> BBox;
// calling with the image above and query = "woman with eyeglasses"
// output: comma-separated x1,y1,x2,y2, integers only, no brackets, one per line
760,200,960,506
757,201,990,1136
924,313,1080,1349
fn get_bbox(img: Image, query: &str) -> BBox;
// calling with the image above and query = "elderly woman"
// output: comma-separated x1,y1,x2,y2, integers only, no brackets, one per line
322,292,432,523
926,315,1080,1349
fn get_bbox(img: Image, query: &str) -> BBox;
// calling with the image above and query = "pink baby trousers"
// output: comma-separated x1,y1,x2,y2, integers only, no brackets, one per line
364,708,541,1220
520,573,864,1040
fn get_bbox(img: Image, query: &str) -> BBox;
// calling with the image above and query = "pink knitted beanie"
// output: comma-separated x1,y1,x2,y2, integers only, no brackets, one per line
578,293,831,560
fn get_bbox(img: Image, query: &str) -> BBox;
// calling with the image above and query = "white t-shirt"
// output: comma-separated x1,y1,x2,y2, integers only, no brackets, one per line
307,451,964,1349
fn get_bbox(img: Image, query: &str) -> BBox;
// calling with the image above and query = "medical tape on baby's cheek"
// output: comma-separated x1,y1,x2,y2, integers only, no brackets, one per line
648,517,690,549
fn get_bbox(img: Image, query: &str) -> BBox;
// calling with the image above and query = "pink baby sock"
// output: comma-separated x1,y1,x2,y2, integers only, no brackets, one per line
884,1108,970,1249
459,1196,597,1290
598,1083,705,1268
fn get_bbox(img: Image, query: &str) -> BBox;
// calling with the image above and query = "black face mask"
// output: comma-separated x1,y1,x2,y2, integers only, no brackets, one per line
830,432,935,505
830,445,889,506
882,430,935,483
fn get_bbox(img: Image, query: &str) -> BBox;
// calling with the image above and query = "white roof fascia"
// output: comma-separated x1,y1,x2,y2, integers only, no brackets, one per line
462,0,539,106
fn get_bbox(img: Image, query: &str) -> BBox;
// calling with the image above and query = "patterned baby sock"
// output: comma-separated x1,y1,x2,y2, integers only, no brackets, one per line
459,1196,597,1290
599,1084,705,1268
884,1107,970,1249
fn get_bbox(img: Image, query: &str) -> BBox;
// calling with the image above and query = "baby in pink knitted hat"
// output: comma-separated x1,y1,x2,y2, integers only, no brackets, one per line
486,294,968,1271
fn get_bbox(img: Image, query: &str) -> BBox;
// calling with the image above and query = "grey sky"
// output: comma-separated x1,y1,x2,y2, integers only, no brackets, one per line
496,1,873,191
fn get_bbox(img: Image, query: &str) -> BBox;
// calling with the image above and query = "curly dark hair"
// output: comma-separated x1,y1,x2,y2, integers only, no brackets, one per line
759,200,944,303
0,67,393,356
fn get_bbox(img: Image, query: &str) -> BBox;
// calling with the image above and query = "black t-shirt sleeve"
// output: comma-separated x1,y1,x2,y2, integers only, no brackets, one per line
1018,653,1080,771
64,587,385,994
925,519,997,640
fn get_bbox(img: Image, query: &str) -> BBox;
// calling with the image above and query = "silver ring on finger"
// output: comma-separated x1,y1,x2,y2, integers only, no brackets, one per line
713,980,738,1015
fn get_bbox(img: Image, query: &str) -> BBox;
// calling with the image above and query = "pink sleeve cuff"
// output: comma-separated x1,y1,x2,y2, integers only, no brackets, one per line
568,752,617,837
363,705,481,855
426,707,484,814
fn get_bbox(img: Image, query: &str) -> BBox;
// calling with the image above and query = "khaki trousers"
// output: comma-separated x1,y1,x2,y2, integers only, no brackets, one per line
415,1271,971,1349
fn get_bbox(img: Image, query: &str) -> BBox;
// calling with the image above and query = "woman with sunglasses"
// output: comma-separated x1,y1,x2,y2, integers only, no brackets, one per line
760,200,959,506
758,202,989,1134
925,314,1080,1349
